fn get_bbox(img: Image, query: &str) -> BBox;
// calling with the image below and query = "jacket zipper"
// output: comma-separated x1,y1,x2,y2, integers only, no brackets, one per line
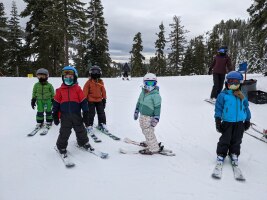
68,87,71,113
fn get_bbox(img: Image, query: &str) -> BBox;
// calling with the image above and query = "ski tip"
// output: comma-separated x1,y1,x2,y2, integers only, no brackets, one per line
211,174,221,179
66,163,75,168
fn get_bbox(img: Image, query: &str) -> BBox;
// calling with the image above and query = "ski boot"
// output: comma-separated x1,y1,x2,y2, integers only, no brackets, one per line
86,126,93,134
139,148,153,155
58,148,67,155
99,123,109,133
230,154,238,166
35,123,44,129
216,155,225,165
81,142,94,151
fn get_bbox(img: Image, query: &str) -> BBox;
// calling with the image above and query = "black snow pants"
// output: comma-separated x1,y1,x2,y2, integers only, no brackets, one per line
210,73,226,99
88,102,106,126
216,121,245,157
56,113,89,150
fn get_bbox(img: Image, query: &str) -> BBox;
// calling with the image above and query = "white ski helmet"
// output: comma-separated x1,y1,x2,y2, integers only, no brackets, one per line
143,73,157,91
143,73,157,82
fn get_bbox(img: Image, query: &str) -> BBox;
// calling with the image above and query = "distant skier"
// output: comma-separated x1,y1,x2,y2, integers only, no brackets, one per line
52,66,91,155
209,46,233,101
83,65,108,133
214,71,251,166
122,62,130,80
31,68,54,129
134,73,163,155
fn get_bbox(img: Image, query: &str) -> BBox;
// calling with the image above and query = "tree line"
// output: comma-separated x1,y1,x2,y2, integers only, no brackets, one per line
0,0,266,77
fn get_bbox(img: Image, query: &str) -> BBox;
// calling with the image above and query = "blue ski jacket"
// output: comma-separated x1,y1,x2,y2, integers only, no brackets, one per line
215,89,251,122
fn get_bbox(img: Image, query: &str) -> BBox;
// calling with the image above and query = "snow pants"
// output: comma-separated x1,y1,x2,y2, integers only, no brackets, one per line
88,102,106,126
210,73,226,99
216,121,245,157
36,99,53,123
56,113,89,150
139,114,159,152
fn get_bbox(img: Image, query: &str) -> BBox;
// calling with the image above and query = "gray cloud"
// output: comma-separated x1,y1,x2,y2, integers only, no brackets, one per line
2,0,253,63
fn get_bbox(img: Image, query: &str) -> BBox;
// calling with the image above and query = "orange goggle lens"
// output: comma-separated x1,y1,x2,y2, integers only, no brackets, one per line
62,70,74,76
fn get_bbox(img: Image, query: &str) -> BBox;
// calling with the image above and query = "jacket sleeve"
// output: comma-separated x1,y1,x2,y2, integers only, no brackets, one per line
77,86,89,112
32,83,37,99
153,94,162,118
226,56,233,72
210,57,216,69
50,83,55,99
83,80,89,100
135,91,142,110
243,98,251,121
214,93,225,119
101,81,107,99
53,89,61,114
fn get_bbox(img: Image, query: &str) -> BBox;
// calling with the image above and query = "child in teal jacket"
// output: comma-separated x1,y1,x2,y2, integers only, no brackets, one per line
31,68,54,128
134,73,162,155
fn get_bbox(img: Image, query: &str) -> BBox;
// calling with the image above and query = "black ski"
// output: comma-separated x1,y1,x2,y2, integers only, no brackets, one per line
27,125,43,136
95,125,120,141
204,99,215,105
87,131,102,143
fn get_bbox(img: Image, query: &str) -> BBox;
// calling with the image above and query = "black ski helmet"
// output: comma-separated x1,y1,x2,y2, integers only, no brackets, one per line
89,65,102,79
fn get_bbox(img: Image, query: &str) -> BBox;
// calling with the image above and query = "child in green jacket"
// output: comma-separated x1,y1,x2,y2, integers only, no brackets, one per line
134,73,162,155
31,68,54,128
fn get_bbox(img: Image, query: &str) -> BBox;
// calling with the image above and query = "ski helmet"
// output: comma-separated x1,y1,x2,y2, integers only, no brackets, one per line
36,68,49,77
89,65,102,79
143,73,157,91
226,71,243,82
62,66,78,86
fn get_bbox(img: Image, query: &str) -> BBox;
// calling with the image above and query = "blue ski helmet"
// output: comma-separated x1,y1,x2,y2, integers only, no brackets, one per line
226,71,243,83
62,66,78,86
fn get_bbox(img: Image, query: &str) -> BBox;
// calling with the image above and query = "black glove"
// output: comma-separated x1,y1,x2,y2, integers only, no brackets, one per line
215,117,223,133
83,111,89,126
53,113,60,126
31,98,36,109
51,99,55,104
244,121,250,131
208,67,212,75
102,98,106,109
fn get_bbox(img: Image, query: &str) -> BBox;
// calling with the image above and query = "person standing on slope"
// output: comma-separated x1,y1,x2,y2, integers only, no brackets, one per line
83,65,108,133
31,68,54,129
209,46,233,101
134,73,163,155
52,66,91,155
214,71,251,166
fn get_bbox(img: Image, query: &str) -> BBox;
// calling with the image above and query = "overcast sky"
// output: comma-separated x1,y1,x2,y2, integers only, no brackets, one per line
2,0,253,63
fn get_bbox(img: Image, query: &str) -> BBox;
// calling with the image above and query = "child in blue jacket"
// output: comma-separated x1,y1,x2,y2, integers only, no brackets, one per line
214,71,251,166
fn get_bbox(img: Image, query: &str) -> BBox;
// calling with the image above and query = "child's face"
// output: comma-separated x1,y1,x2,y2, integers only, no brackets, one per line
37,74,47,79
64,74,74,79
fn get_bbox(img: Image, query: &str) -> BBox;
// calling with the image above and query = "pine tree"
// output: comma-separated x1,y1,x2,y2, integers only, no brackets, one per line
152,22,166,76
193,35,206,75
0,2,8,75
6,1,24,76
167,16,188,75
247,0,267,42
130,32,145,77
181,40,195,75
85,0,111,77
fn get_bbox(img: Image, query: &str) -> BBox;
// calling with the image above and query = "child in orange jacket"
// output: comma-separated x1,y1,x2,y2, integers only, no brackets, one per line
83,65,107,133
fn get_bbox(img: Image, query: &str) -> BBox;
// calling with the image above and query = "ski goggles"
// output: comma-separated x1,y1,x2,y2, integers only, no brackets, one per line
144,80,157,86
227,79,240,85
62,70,75,76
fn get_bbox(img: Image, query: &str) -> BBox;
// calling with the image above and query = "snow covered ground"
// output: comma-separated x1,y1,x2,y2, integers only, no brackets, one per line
0,74,267,200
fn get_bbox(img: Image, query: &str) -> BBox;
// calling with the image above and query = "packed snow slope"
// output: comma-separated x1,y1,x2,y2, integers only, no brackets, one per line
0,74,267,200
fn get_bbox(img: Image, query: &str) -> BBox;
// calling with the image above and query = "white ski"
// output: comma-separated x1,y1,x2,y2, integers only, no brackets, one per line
231,164,246,181
54,147,75,168
211,163,223,179
76,145,109,159
119,148,176,156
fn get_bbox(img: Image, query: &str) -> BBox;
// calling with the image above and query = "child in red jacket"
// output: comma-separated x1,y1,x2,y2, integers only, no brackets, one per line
53,66,91,155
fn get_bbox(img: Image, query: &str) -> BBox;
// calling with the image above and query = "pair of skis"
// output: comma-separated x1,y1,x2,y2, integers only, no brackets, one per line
120,137,176,156
245,123,267,144
55,144,109,168
212,157,245,181
87,125,121,143
27,124,51,136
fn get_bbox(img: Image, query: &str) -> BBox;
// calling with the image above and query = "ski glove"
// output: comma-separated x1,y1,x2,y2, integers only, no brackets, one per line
134,109,139,120
244,121,250,131
83,111,89,127
215,117,223,133
151,117,159,127
53,113,60,126
31,98,36,109
102,98,106,109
